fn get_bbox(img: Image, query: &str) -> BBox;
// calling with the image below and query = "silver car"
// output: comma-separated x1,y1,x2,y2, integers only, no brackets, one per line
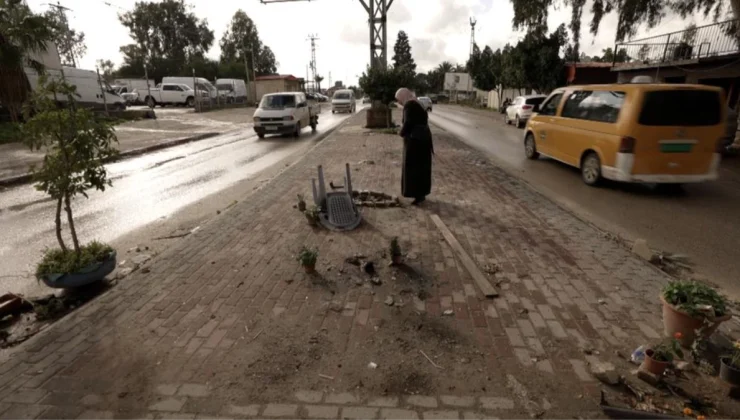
505,95,546,128
418,96,433,112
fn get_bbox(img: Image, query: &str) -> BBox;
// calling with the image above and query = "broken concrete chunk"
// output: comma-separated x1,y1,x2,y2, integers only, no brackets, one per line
384,296,394,306
131,254,152,266
590,361,620,385
637,368,661,386
631,239,654,261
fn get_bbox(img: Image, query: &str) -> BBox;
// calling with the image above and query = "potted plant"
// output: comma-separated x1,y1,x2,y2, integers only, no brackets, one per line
661,280,730,347
390,237,402,265
720,340,740,387
304,205,320,226
642,333,684,376
297,194,307,212
22,76,119,288
297,246,318,274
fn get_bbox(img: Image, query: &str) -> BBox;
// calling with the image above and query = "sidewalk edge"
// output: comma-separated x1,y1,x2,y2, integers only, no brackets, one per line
0,132,222,189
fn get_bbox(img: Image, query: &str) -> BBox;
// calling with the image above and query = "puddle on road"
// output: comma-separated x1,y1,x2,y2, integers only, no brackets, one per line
164,169,227,194
148,156,186,169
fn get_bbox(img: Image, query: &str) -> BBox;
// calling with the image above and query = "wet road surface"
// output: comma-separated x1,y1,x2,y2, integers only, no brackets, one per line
431,104,740,298
1,107,362,296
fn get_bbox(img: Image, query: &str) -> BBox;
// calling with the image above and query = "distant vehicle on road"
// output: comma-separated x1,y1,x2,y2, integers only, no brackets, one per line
524,83,724,187
332,89,356,114
144,83,196,108
162,76,218,99
362,96,371,104
216,79,247,103
253,92,320,139
505,95,547,128
418,96,433,112
428,94,438,104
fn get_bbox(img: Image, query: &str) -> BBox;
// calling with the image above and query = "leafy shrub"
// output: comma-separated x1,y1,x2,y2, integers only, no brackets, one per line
663,280,727,318
296,246,318,266
36,241,114,279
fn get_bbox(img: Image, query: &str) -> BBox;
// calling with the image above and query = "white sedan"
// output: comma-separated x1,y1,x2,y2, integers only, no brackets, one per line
418,96,433,112
505,95,546,128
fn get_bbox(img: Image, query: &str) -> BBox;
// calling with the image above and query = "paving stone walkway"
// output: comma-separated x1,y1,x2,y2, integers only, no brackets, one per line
2,109,739,419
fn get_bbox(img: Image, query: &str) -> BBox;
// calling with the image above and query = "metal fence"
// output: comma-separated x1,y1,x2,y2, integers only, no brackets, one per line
614,19,740,67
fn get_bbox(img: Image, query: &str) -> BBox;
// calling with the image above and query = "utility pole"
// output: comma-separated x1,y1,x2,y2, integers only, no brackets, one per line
467,17,477,102
307,34,319,89
45,1,76,67
260,0,394,70
242,43,251,103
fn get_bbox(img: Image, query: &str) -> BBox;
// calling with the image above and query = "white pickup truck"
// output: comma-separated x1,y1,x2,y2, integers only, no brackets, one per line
253,92,320,139
143,83,196,108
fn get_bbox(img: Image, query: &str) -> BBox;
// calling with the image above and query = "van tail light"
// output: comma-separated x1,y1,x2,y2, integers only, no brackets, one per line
522,105,532,110
716,137,728,153
619,136,636,153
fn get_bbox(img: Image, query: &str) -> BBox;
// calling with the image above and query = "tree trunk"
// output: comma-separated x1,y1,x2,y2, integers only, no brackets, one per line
54,196,67,252
64,193,81,256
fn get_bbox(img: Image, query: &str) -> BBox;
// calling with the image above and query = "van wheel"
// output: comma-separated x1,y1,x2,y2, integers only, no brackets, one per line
186,97,195,107
147,97,156,108
524,133,539,160
294,122,301,138
581,152,602,186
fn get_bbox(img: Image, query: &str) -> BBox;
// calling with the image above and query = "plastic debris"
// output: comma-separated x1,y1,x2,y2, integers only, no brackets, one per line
631,345,647,365
443,309,454,316
367,362,377,369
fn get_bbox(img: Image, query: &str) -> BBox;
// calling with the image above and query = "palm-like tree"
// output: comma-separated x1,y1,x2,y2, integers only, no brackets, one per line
315,75,324,92
0,0,53,121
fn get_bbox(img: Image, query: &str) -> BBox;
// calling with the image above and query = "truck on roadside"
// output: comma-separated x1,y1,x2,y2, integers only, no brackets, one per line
253,92,320,139
112,79,154,105
162,76,218,100
143,83,197,108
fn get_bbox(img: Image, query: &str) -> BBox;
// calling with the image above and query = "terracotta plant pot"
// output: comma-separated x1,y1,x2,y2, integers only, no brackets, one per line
720,357,740,386
661,295,731,347
391,254,402,265
303,264,316,274
641,349,670,375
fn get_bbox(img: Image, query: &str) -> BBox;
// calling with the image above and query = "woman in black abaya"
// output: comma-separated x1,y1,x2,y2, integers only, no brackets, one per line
395,87,433,205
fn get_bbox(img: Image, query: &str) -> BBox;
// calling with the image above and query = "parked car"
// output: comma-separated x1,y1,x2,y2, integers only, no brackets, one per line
418,96,433,112
143,83,196,108
253,92,320,139
505,95,547,128
331,89,356,114
524,83,724,186
162,77,218,99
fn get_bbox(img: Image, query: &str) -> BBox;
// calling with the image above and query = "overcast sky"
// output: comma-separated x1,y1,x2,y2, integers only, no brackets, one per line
26,0,712,86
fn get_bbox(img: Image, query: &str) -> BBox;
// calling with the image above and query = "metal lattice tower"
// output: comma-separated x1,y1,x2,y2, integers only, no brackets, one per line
469,17,477,58
307,34,319,82
260,0,394,69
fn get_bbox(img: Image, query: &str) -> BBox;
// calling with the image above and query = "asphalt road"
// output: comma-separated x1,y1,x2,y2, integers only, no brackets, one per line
430,104,740,298
0,105,363,297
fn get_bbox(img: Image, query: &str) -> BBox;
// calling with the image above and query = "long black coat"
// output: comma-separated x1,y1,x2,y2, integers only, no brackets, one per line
400,100,433,198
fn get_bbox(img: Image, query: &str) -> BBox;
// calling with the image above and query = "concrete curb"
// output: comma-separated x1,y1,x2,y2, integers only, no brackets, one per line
0,131,221,189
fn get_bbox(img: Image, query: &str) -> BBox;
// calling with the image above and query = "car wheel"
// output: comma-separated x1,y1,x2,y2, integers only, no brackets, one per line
504,113,510,124
257,133,265,139
294,122,301,138
524,133,539,160
146,97,156,108
186,97,195,107
581,152,602,186
332,110,335,114
515,115,523,128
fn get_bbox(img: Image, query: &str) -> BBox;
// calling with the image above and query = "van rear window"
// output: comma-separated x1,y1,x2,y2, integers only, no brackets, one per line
638,90,721,126
525,97,545,105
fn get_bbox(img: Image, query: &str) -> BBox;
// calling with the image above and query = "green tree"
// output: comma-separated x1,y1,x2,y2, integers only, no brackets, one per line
509,0,734,49
118,0,214,81
359,65,413,126
601,47,630,63
0,0,54,122
514,25,568,93
392,30,417,73
96,59,115,81
44,7,86,68
414,72,430,95
22,75,118,257
426,61,454,93
219,10,277,77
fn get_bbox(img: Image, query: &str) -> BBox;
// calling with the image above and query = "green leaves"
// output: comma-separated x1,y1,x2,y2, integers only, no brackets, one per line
218,10,277,77
662,280,727,318
359,66,413,104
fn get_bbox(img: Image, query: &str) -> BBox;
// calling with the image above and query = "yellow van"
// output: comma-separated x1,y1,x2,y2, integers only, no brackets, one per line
523,83,725,186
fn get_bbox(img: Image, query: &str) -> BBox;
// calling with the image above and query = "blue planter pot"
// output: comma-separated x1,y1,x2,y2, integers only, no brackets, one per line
40,251,117,289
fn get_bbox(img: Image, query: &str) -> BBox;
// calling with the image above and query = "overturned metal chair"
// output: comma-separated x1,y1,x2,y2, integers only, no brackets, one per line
312,164,362,231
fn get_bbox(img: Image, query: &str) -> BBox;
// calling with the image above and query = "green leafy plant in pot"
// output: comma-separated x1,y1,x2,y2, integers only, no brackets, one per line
22,75,119,288
720,340,740,386
304,205,320,226
641,332,684,375
661,280,730,347
297,246,318,274
390,237,402,265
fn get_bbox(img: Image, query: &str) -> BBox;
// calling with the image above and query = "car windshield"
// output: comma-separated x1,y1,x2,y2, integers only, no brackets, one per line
260,94,296,109
216,84,234,91
334,93,350,100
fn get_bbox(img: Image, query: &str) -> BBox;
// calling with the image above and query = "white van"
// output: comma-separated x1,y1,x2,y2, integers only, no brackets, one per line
25,66,126,110
216,79,247,103
162,77,217,99
331,89,356,113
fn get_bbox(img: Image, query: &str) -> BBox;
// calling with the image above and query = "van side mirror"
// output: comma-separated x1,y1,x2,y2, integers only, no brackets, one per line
298,102,307,108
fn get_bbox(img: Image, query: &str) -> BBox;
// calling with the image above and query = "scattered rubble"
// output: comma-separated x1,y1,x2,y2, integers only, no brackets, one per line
632,239,655,261
591,361,620,385
384,296,395,306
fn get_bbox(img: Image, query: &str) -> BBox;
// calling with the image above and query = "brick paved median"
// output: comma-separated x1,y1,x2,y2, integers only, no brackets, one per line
2,109,738,419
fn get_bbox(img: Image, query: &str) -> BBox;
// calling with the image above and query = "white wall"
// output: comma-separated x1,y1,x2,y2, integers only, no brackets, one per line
444,72,472,92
